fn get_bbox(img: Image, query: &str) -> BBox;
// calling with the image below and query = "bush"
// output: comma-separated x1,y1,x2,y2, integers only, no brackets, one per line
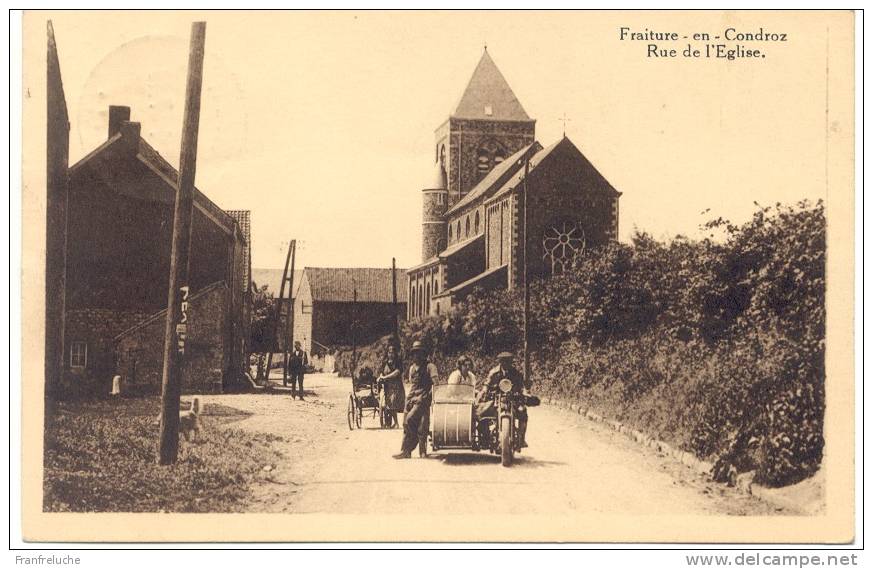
399,200,825,487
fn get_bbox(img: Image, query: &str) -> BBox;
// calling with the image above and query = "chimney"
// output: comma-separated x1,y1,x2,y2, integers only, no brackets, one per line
108,105,131,138
118,121,141,153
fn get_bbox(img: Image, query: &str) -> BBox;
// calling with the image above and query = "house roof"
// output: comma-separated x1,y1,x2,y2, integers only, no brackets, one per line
445,142,540,216
69,127,238,236
305,267,408,303
452,50,531,122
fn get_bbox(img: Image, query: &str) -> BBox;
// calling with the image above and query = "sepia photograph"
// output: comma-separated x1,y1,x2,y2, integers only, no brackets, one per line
17,9,856,544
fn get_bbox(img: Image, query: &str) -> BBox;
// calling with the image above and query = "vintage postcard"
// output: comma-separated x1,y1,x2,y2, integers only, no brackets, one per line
19,9,855,543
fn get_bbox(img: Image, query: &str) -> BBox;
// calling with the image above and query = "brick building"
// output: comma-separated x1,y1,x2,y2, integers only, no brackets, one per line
291,267,406,357
407,49,622,318
63,105,251,395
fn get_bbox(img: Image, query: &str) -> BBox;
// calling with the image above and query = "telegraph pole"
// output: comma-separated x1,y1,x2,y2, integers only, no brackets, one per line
522,157,531,387
391,257,399,346
351,287,358,377
267,240,293,383
284,240,297,379
158,22,206,465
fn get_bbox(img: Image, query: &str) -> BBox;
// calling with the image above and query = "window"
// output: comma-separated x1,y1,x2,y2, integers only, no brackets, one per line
70,341,87,368
456,220,461,240
411,287,417,317
474,211,480,233
448,224,453,242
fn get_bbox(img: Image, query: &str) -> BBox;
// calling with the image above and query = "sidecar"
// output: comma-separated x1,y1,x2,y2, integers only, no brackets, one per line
429,383,477,451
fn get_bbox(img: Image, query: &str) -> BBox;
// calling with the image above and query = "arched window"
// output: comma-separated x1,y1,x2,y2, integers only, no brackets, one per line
411,286,416,318
426,283,431,315
440,145,446,167
465,216,471,237
448,224,453,243
474,211,480,233
456,220,461,240
418,283,423,316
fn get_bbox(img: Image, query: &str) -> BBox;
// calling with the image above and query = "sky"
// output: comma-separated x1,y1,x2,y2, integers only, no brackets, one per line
32,10,845,270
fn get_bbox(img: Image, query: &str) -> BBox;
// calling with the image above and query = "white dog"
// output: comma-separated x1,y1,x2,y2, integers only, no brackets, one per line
154,396,203,441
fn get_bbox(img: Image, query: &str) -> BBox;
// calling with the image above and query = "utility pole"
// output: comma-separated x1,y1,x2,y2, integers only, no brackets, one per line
283,240,297,383
522,157,531,387
267,240,293,383
351,287,358,377
391,257,399,346
158,22,206,465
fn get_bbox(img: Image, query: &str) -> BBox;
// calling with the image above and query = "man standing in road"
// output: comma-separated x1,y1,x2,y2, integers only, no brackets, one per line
287,341,309,400
393,341,437,459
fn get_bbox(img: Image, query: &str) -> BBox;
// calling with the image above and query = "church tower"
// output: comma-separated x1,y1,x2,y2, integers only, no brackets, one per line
434,49,536,206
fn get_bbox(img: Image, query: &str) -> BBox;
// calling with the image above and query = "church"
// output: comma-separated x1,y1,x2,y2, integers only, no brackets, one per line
407,49,622,319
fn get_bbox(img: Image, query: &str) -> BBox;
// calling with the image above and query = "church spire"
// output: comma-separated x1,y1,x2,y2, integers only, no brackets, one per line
452,49,531,121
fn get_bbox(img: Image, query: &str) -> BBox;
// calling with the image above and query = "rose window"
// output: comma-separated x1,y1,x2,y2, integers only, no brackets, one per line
542,221,585,274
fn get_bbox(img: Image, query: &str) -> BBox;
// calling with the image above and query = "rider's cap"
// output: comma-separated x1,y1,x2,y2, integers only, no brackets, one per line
410,340,426,353
497,351,514,360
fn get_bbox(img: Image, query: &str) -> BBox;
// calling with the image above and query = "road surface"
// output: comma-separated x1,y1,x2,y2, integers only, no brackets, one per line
209,372,784,516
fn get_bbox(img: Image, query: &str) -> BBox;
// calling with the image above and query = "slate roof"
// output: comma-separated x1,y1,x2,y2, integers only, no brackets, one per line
305,268,408,303
452,50,531,121
69,130,238,235
487,136,621,204
445,143,540,216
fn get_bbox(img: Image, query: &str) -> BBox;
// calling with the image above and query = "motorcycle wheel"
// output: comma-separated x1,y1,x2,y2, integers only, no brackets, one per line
500,416,513,467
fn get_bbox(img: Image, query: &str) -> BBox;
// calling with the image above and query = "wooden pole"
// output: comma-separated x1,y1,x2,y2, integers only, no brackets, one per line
267,240,293,383
158,22,206,465
285,240,297,373
351,287,358,377
391,257,399,345
522,157,531,387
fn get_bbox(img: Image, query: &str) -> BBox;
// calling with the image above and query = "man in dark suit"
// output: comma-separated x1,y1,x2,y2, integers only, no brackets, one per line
287,341,309,400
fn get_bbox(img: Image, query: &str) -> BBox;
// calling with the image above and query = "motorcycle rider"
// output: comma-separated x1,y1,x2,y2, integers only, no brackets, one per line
475,351,532,448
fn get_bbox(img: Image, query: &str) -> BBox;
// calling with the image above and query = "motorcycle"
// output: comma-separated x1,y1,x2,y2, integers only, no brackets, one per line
429,380,538,467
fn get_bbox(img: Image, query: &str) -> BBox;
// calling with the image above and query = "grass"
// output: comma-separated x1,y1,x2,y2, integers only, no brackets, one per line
43,396,284,512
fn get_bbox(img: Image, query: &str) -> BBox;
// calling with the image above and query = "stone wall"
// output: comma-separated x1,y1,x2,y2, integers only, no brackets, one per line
62,308,151,396
446,118,535,205
116,282,228,394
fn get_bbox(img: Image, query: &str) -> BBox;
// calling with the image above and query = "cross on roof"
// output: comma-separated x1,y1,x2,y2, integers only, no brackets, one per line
559,112,572,137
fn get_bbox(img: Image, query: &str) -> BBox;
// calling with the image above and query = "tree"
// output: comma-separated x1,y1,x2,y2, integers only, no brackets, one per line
249,283,276,380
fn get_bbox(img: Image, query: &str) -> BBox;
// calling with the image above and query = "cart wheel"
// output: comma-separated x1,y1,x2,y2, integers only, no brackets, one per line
347,396,356,430
379,407,386,428
355,402,363,428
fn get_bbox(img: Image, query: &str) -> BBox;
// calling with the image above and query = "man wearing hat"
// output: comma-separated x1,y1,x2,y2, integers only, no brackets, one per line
476,351,532,448
393,340,438,459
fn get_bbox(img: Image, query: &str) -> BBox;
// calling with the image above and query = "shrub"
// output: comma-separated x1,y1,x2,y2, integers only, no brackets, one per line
392,200,825,487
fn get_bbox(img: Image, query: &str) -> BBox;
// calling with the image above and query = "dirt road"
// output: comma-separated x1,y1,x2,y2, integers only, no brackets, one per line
209,372,784,516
